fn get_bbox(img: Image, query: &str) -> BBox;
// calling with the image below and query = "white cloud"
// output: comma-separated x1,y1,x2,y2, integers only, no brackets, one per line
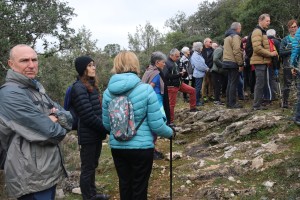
66,0,202,49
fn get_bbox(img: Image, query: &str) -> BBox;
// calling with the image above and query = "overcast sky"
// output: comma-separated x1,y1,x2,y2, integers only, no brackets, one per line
66,0,202,50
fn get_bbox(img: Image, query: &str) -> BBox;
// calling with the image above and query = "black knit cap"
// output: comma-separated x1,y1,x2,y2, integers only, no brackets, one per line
75,56,94,76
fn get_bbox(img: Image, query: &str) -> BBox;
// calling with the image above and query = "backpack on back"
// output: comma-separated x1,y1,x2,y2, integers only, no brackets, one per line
64,81,78,130
245,32,254,59
108,83,146,141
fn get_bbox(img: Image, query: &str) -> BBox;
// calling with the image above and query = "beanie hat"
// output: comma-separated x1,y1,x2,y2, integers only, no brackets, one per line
75,56,94,76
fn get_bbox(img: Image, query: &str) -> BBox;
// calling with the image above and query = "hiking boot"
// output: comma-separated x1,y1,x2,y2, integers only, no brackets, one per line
282,102,289,108
189,108,199,112
169,123,176,128
227,104,243,109
208,96,215,102
196,102,204,106
261,100,271,106
90,194,110,200
252,106,268,111
153,150,164,160
214,101,225,105
294,120,300,126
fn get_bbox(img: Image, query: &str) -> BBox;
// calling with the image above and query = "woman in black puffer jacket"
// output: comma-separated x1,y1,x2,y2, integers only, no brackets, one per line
71,56,109,200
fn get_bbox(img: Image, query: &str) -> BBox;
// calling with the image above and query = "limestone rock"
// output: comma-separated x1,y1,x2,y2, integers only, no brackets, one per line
72,187,81,194
55,189,65,199
252,156,264,169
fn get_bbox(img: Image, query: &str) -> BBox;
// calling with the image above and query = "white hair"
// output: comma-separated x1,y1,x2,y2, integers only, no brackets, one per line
193,42,203,52
181,46,190,54
230,22,241,30
267,29,276,37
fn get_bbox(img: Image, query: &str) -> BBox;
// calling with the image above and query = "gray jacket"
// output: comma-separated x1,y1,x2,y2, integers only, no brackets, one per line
0,69,72,198
212,46,225,74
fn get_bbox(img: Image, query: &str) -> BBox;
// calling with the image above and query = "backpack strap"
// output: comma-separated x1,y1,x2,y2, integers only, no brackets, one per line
135,114,147,131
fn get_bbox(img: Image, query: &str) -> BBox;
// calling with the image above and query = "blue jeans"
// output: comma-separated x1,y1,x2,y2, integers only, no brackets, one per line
237,72,244,98
17,185,56,200
195,77,204,104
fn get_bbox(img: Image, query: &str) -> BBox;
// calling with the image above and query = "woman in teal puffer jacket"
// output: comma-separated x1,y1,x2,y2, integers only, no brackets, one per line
102,51,173,200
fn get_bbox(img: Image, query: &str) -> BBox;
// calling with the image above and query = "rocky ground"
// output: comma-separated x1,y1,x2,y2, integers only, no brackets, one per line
1,98,300,200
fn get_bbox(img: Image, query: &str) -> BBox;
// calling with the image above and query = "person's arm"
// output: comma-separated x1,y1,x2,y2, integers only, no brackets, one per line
279,37,292,57
150,74,160,88
213,48,223,68
2,88,67,144
72,83,107,134
291,30,300,67
146,86,173,138
191,53,209,72
163,62,181,81
48,99,73,131
102,89,111,132
232,36,244,66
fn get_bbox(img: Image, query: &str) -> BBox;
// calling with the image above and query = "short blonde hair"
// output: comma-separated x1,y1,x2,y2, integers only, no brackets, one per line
112,51,140,74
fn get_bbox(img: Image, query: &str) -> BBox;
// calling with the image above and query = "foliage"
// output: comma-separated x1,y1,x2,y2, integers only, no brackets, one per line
0,0,76,83
164,11,188,33
238,0,300,37
38,27,113,104
128,21,164,54
104,44,121,57
1,0,300,103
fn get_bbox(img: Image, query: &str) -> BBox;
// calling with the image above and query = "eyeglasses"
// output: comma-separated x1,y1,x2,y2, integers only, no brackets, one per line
290,26,298,29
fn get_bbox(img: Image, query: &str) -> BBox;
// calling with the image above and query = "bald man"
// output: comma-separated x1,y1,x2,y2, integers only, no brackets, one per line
0,44,72,199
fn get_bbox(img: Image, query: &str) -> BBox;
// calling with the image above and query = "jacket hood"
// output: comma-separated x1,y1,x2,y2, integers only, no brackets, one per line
225,28,239,37
107,72,141,95
5,69,46,94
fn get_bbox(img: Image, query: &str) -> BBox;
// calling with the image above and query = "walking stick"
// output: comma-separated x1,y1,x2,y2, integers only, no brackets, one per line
169,125,176,200
275,75,283,110
170,137,172,200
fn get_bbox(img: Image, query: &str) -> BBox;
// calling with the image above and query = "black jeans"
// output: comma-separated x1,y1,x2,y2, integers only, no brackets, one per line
212,71,224,101
80,142,102,200
112,148,154,200
283,67,294,103
226,68,239,106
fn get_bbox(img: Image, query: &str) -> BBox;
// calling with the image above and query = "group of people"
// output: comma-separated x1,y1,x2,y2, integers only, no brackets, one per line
0,12,300,200
0,45,173,200
170,14,300,123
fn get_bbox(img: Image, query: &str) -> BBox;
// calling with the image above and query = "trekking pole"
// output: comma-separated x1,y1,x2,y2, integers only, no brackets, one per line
170,137,172,200
276,75,283,111
169,125,176,200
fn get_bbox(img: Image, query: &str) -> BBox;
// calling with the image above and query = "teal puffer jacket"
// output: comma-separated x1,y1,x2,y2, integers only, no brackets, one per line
102,73,173,149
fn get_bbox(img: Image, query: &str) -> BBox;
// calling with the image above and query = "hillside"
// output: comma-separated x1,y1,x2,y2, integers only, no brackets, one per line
1,97,300,200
